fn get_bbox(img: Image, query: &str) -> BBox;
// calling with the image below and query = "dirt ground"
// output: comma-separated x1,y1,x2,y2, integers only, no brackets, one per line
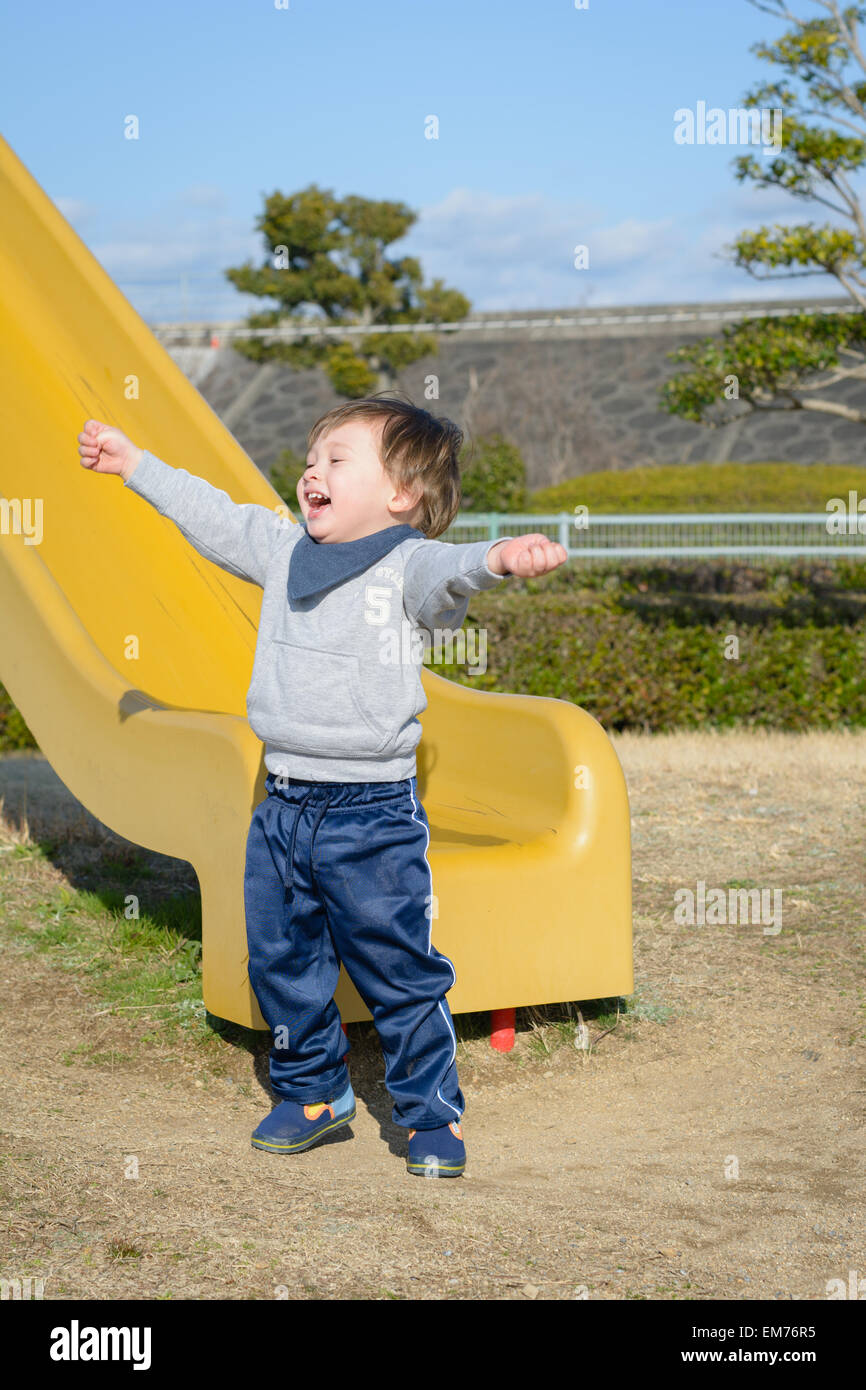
0,729,863,1301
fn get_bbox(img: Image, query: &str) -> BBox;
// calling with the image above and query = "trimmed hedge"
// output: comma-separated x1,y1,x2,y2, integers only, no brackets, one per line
432,559,866,732
0,690,36,752
2,560,865,752
529,461,866,514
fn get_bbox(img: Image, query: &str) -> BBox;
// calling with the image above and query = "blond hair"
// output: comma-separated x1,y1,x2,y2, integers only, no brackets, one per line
306,391,463,538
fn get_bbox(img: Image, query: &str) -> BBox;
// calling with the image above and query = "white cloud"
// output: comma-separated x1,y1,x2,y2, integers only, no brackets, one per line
591,217,677,268
406,188,690,309
403,185,850,311
84,209,263,320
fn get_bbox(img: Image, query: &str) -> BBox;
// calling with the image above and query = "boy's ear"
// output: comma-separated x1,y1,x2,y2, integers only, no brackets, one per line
391,482,424,520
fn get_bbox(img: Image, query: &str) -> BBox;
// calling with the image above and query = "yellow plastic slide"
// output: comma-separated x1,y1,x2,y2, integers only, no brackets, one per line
0,133,633,1029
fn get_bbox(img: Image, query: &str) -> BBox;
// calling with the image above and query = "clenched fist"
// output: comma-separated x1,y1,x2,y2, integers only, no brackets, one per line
78,420,143,482
488,533,568,578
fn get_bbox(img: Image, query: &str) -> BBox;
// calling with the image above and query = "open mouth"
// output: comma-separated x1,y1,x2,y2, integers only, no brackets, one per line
305,490,331,516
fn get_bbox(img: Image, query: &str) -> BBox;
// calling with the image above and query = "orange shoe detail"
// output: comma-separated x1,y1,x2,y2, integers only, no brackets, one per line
449,1121,463,1139
408,1129,416,1139
303,1102,335,1122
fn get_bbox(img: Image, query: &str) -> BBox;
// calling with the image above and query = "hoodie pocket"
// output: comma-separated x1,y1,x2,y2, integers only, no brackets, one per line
247,640,390,757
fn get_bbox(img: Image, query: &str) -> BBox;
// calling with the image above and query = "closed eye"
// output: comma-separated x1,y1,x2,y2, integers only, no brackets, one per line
305,457,345,469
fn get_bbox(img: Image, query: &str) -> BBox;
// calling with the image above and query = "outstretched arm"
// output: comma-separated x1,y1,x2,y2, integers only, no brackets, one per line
123,450,283,588
402,532,567,635
78,420,283,588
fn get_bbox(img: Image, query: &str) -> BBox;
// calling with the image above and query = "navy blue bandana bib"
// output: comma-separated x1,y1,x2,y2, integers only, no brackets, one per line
288,521,426,602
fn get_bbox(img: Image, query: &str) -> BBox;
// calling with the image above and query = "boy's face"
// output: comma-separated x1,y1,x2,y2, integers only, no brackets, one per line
297,418,422,543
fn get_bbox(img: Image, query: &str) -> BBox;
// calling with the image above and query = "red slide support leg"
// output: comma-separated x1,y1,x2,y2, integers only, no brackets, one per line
341,1023,348,1037
490,1007,515,1052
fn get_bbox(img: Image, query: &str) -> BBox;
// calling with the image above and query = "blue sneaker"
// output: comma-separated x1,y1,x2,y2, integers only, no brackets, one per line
251,1081,356,1154
406,1119,466,1178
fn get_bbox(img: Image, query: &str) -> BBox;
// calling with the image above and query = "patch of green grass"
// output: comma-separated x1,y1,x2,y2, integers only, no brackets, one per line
623,982,674,1025
526,1029,552,1059
594,1013,620,1030
549,1019,579,1049
9,842,49,862
106,1239,144,1261
61,1044,134,1068
2,870,212,1043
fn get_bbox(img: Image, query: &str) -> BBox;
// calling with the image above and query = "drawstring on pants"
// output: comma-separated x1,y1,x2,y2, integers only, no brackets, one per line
281,786,332,905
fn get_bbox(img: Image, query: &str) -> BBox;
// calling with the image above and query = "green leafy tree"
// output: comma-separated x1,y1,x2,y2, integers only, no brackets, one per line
661,0,866,428
224,185,471,398
459,434,528,512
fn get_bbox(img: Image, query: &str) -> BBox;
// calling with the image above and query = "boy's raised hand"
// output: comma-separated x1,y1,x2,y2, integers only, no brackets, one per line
489,532,568,578
78,420,143,481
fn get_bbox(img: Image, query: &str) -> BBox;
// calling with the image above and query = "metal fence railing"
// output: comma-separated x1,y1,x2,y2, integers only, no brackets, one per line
442,513,866,563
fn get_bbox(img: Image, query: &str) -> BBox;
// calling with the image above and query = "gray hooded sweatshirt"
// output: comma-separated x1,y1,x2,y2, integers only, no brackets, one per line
124,451,515,782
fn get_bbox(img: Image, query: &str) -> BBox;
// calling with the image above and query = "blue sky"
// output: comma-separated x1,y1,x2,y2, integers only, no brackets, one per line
2,0,855,321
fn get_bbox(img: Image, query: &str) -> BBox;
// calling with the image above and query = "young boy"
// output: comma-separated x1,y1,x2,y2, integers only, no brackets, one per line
77,395,567,1177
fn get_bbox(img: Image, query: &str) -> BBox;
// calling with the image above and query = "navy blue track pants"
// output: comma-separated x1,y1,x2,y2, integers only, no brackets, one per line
243,772,465,1131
